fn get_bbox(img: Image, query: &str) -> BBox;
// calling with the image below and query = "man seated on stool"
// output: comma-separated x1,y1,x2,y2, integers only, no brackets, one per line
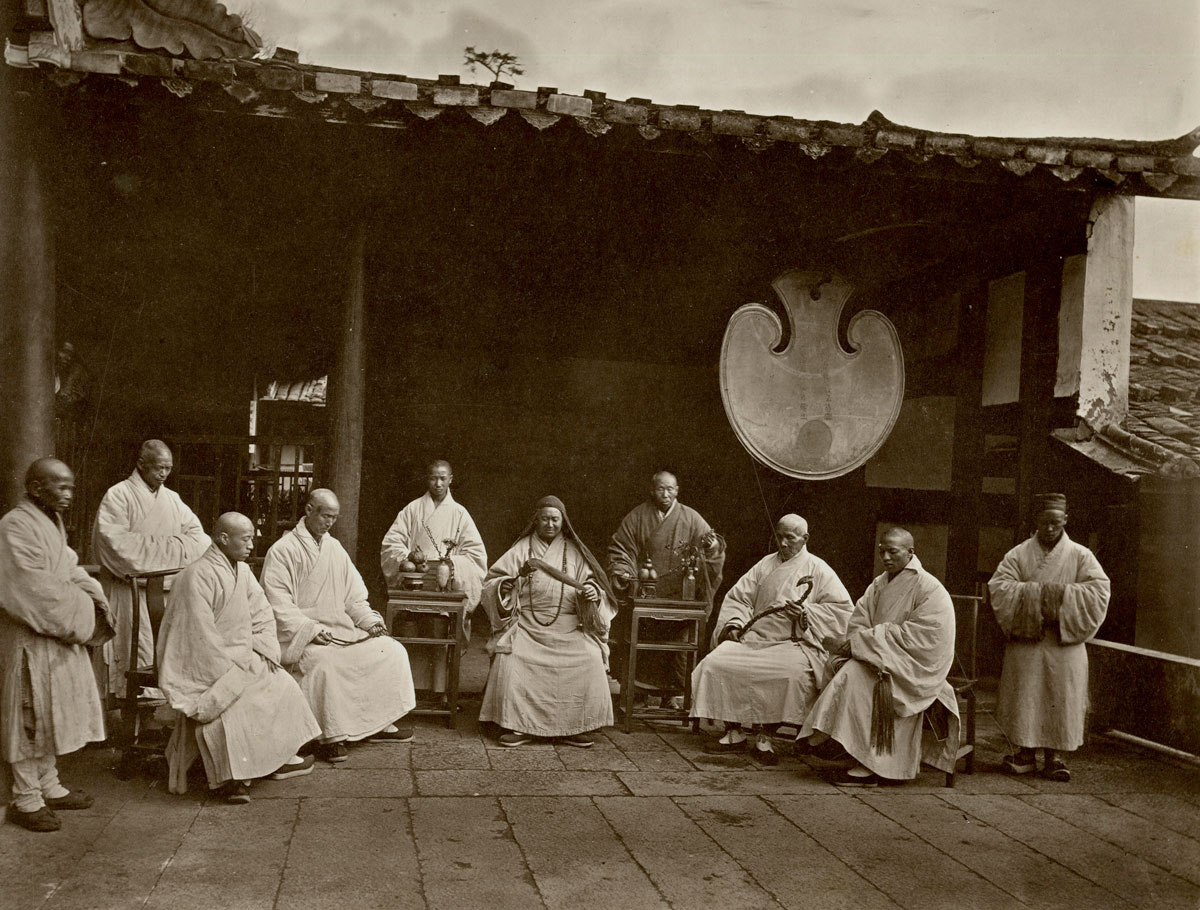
691,514,852,765
158,513,321,804
798,527,959,787
262,490,417,763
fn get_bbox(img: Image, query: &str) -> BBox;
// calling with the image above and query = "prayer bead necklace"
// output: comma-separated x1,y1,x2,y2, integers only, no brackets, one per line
523,538,568,627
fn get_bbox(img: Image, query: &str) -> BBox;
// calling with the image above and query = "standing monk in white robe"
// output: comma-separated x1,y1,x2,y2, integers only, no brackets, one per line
262,489,416,763
989,493,1110,782
92,439,210,699
692,514,852,765
800,528,960,786
607,471,726,694
157,513,320,804
480,496,616,747
380,459,487,690
1,459,114,832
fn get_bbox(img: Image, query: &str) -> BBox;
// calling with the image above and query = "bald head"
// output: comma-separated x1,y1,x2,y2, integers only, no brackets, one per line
214,512,255,562
775,513,809,560
878,527,915,577
304,488,340,539
136,439,173,491
26,458,75,514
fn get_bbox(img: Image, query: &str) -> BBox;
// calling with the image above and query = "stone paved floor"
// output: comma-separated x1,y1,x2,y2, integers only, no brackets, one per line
3,644,1199,909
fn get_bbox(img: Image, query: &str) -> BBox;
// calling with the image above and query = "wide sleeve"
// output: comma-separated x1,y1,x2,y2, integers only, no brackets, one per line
380,507,414,582
93,487,205,577
247,571,282,665
709,559,765,648
605,509,642,587
260,543,321,665
849,578,955,715
802,562,855,644
450,507,487,606
987,546,1045,641
1057,548,1111,645
342,558,383,631
175,499,212,566
0,518,96,644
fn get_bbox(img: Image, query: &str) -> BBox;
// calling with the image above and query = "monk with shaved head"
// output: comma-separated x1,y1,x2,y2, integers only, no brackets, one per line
691,514,852,764
1,459,114,831
156,511,320,803
261,489,416,762
799,527,960,787
92,438,209,701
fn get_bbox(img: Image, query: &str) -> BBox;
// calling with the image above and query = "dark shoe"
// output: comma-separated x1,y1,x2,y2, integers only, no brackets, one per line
221,781,251,804
703,737,747,754
6,803,60,832
368,725,414,743
1002,752,1037,775
1041,757,1071,782
830,767,880,788
315,742,349,763
44,790,93,810
499,731,534,748
750,745,780,766
270,754,316,780
807,739,853,767
561,732,595,749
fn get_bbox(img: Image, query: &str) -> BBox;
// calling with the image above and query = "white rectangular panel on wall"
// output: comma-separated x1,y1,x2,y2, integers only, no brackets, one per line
1056,254,1087,397
981,271,1025,407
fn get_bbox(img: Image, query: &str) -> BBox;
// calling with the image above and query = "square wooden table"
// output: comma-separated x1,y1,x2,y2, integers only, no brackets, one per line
385,588,469,728
620,596,707,733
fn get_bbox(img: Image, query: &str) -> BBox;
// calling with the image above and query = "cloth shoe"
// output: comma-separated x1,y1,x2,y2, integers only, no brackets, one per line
750,743,779,766
1041,757,1071,782
1001,751,1037,775
6,803,60,832
221,781,251,804
499,731,534,747
270,754,316,780
315,742,349,763
807,739,853,766
368,724,414,743
561,733,595,748
703,737,747,754
44,790,93,810
830,767,880,788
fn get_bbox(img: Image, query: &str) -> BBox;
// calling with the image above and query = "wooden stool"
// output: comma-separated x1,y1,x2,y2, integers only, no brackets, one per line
385,588,468,729
620,597,706,734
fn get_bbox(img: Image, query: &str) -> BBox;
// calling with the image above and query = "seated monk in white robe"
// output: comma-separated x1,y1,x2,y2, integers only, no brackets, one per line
0,459,114,832
158,513,321,803
692,514,852,765
92,439,210,700
262,489,416,763
480,496,616,748
989,493,1110,782
380,459,487,691
799,528,960,787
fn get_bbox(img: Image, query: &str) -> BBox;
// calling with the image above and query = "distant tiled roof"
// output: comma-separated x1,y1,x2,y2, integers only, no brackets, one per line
5,31,1200,199
1127,300,1200,467
259,376,326,406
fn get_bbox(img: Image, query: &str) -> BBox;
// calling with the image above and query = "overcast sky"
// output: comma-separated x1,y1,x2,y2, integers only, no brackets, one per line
251,0,1200,301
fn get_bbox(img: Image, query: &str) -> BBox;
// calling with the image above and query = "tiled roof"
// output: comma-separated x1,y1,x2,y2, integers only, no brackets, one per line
260,376,327,406
6,32,1200,199
1126,299,1200,468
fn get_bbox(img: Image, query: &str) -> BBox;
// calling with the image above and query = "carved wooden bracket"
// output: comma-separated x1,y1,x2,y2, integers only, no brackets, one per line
720,270,905,480
82,0,261,59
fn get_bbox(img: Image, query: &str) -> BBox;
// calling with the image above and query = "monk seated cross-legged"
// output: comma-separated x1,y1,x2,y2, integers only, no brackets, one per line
691,514,853,765
262,490,417,763
157,513,321,804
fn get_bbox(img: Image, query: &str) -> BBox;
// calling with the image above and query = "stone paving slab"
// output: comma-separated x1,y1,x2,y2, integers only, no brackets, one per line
555,744,639,772
487,748,566,771
624,750,695,772
618,769,834,796
1101,792,1200,840
415,770,629,797
256,767,414,799
412,742,490,771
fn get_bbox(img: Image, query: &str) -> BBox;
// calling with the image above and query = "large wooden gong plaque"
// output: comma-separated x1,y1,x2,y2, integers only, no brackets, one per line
720,270,904,480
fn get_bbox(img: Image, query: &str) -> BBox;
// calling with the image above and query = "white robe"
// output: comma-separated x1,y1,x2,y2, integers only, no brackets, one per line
0,500,109,763
691,547,853,726
479,534,615,737
92,471,210,696
989,532,1110,751
261,522,415,742
380,492,487,607
157,545,320,788
800,555,960,779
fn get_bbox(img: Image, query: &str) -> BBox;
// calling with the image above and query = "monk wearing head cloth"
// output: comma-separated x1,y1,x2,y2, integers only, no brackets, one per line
157,512,321,804
989,493,1110,782
0,459,114,832
92,439,210,700
261,489,417,763
691,515,853,765
799,528,960,787
480,496,616,748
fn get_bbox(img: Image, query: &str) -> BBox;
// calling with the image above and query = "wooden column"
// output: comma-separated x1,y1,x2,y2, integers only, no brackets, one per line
1015,256,1064,533
0,17,57,511
326,222,367,559
945,282,988,597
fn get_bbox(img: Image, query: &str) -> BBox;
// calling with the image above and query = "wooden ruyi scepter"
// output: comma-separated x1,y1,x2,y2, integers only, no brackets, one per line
724,575,816,643
519,557,605,635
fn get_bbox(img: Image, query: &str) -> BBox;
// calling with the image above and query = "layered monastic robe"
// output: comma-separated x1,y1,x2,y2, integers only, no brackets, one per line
607,501,726,689
261,523,415,741
93,471,210,696
691,547,853,726
380,492,487,606
989,532,1110,751
0,500,109,763
800,555,960,779
480,534,616,736
157,545,320,788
